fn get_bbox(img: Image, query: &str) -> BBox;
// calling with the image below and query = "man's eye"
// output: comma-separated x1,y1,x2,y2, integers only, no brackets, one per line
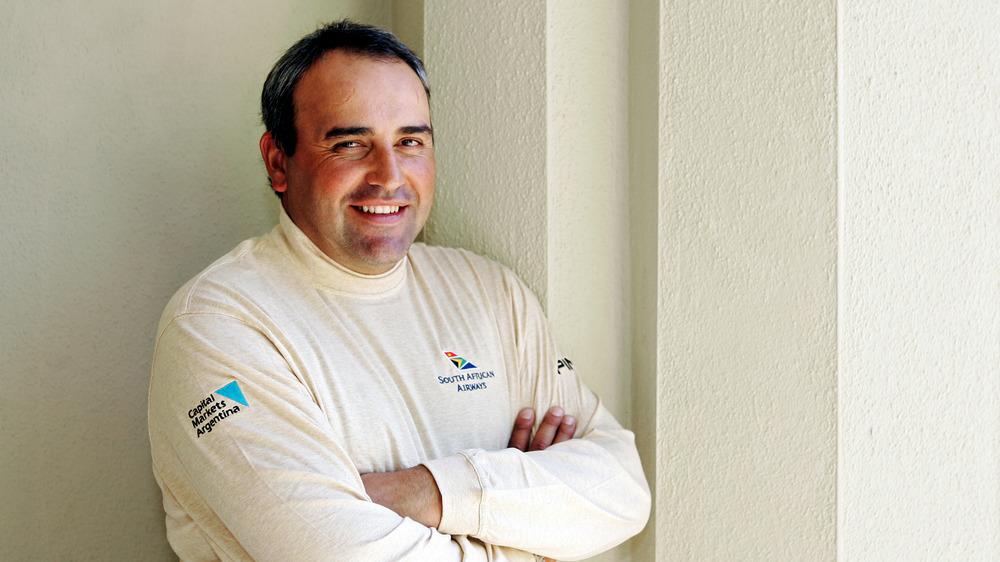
334,141,364,151
399,138,422,147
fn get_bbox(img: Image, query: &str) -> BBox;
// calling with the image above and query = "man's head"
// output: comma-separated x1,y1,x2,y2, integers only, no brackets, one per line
259,21,434,275
261,20,430,158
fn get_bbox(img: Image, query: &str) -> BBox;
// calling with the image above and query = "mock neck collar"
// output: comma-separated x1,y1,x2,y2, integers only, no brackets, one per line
272,206,408,296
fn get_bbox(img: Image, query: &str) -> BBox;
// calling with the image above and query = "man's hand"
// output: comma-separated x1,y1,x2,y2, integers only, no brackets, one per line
507,406,577,452
508,407,575,562
361,465,442,528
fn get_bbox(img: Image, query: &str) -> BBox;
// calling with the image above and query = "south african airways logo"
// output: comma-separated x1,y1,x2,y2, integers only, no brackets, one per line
444,351,477,370
440,351,494,392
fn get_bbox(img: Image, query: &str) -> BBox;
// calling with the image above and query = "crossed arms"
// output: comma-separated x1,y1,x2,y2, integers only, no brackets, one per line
151,314,648,560
362,406,579,529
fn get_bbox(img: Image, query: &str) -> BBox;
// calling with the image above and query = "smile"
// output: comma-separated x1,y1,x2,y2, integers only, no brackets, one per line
358,205,401,215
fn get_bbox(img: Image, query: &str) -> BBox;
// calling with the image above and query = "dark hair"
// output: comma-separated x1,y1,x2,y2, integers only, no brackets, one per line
261,20,429,158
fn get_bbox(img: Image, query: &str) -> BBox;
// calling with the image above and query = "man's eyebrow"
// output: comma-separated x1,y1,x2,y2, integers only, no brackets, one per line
324,126,372,140
323,125,433,140
399,125,433,136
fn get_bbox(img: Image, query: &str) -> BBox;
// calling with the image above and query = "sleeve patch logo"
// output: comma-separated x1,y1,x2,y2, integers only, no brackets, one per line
188,381,248,438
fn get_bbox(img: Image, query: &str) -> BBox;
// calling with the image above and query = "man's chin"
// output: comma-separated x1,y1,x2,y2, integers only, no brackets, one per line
348,237,415,274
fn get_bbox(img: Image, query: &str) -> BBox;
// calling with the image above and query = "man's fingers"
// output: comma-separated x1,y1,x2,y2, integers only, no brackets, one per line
507,408,535,451
553,415,576,444
512,406,577,453
529,406,564,451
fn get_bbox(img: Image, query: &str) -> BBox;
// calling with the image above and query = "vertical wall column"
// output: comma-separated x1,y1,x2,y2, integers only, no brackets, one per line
545,3,632,435
421,1,548,295
655,0,838,559
628,0,662,558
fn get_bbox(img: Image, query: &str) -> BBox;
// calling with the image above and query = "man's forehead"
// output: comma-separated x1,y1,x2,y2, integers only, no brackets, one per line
299,50,423,96
292,50,430,140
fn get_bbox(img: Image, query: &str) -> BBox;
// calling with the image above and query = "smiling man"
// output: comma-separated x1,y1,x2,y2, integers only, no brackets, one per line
260,49,435,274
148,21,649,561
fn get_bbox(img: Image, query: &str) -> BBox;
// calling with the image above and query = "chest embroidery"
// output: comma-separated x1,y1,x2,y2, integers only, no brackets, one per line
439,351,495,392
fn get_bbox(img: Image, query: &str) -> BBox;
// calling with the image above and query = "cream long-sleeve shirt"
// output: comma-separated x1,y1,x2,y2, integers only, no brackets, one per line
148,209,650,561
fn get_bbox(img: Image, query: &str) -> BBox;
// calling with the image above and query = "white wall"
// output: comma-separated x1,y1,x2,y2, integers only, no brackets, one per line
0,2,390,559
839,1,1000,558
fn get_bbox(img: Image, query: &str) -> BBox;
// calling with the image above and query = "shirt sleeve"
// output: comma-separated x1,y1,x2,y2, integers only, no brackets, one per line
422,268,651,561
148,310,535,562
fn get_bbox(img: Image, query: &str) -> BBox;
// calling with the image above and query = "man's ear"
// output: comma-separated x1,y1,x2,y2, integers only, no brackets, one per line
260,132,289,194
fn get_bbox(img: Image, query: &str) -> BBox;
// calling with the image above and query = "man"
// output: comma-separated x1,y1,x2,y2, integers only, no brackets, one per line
148,20,649,561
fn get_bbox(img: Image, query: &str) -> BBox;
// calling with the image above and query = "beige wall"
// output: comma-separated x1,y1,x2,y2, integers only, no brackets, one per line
656,0,839,559
2,1,997,560
422,1,548,295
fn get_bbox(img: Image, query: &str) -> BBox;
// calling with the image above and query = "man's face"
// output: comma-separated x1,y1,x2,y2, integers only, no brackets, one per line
261,51,434,275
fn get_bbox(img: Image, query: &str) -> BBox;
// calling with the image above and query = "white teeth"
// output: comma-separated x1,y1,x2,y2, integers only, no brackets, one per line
360,205,400,214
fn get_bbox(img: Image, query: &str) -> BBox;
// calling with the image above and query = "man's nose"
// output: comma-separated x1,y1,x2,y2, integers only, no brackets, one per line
366,146,405,190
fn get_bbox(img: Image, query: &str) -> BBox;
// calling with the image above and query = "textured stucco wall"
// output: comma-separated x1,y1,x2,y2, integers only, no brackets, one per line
422,1,548,297
546,2,632,438
657,0,838,559
839,1,1000,558
0,2,388,559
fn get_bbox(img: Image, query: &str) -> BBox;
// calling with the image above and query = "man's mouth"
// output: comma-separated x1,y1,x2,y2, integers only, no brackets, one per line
356,205,402,215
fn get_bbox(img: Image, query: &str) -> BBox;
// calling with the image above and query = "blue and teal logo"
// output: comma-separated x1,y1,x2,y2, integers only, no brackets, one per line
189,381,248,438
